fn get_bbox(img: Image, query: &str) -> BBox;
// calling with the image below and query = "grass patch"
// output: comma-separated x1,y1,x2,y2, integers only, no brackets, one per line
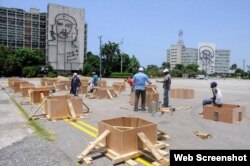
11,97,55,141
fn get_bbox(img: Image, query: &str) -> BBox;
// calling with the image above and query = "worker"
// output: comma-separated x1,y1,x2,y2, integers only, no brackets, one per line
70,73,81,96
156,68,171,107
92,72,99,86
127,77,136,92
200,81,222,114
132,67,152,111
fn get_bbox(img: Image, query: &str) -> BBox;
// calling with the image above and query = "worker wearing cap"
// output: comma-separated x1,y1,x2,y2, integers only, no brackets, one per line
70,73,81,96
156,68,171,107
203,81,222,106
132,67,152,111
92,72,99,86
200,81,222,114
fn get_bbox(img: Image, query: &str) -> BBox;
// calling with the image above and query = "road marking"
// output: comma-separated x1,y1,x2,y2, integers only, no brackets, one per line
76,120,98,132
64,119,97,138
135,158,152,166
65,119,152,166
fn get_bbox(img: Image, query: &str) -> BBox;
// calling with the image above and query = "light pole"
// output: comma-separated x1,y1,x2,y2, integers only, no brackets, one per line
120,39,123,73
98,36,102,79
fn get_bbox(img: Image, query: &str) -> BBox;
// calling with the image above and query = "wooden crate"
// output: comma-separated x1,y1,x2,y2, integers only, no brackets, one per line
79,83,88,94
170,88,194,99
112,82,126,92
45,95,83,120
146,84,157,93
98,80,107,87
40,78,58,86
20,83,35,97
203,104,246,123
11,80,29,93
80,78,89,84
29,87,50,104
129,92,159,108
98,117,157,155
93,86,116,99
56,80,71,91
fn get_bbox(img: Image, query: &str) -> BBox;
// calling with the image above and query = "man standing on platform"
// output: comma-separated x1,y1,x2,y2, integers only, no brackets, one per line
133,67,152,111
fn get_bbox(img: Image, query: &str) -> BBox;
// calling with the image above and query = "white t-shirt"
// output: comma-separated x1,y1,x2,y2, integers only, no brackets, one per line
215,88,222,104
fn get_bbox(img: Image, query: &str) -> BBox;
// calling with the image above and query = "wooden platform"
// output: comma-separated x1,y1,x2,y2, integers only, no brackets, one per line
77,117,170,165
203,104,246,123
29,95,90,122
170,88,194,99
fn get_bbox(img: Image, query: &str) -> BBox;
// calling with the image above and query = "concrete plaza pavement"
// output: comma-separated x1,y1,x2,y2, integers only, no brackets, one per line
0,77,250,166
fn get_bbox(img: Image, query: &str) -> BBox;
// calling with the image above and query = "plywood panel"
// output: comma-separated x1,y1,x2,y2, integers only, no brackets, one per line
98,117,157,155
203,104,246,123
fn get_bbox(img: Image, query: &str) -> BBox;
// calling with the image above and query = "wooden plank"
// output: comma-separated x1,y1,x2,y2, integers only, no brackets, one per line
78,130,110,159
106,89,113,99
113,126,135,130
111,151,142,164
67,99,77,122
82,157,93,165
125,159,139,166
152,87,157,93
40,93,45,100
28,99,46,120
137,132,163,161
82,101,90,113
65,84,69,91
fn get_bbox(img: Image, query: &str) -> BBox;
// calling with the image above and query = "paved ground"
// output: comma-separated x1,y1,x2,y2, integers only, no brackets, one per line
0,77,250,166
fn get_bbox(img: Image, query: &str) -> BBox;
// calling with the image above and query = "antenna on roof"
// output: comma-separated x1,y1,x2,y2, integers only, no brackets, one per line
178,30,184,45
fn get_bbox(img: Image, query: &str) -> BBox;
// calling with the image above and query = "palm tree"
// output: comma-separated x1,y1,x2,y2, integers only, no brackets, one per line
101,41,120,76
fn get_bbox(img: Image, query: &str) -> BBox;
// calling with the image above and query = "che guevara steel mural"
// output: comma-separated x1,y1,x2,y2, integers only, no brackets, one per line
198,46,214,72
49,13,79,63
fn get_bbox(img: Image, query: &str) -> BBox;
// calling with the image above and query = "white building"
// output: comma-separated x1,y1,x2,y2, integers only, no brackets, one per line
167,42,230,74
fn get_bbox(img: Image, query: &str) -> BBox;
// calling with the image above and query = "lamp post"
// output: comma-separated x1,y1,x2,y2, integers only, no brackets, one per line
120,38,123,73
98,36,102,79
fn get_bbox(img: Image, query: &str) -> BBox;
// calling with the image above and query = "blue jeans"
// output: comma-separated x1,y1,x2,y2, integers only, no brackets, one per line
163,88,169,107
203,98,213,105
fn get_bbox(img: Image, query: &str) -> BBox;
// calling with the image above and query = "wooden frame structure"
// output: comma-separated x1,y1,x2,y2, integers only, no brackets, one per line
112,81,126,94
29,95,90,122
77,117,170,165
170,88,194,99
203,104,246,123
92,86,117,99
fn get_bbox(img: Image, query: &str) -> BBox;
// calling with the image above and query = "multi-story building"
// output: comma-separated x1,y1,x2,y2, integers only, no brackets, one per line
0,7,47,53
167,42,230,74
0,4,88,72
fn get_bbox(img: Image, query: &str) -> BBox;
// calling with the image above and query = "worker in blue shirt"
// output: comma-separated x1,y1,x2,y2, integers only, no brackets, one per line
132,67,152,111
92,72,99,86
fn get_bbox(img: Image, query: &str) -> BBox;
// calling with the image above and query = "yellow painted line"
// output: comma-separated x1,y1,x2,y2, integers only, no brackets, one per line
135,157,152,166
76,120,98,132
64,119,97,138
65,119,151,166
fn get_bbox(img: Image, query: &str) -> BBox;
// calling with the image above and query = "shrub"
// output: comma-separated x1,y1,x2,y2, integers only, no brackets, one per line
22,66,39,78
111,72,133,78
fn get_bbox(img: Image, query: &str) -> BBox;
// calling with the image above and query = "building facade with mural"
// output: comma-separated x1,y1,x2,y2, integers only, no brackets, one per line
0,4,87,72
167,42,230,74
47,4,85,72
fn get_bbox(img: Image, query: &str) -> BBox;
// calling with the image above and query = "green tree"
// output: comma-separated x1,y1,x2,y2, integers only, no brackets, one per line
146,65,159,77
0,45,12,76
15,48,45,67
127,55,140,74
235,68,244,77
82,52,100,76
230,64,237,70
101,41,120,77
161,62,170,70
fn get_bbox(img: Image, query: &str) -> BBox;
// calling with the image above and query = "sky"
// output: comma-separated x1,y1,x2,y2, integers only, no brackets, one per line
1,0,250,69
